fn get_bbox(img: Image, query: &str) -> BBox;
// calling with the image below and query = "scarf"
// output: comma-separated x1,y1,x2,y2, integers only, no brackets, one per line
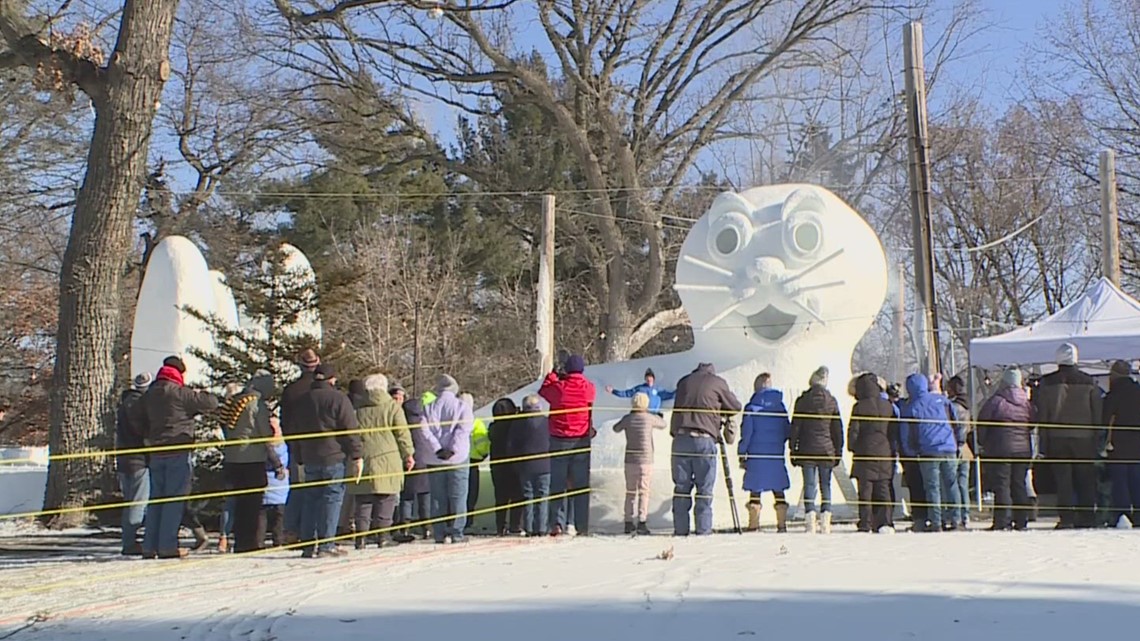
156,365,185,387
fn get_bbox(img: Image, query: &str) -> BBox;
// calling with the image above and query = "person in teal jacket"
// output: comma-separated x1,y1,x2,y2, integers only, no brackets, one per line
606,368,675,416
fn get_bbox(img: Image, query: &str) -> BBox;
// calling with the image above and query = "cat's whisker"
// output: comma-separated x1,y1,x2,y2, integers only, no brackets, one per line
700,301,742,332
791,298,825,324
781,248,845,286
673,283,732,293
681,255,734,278
791,280,846,295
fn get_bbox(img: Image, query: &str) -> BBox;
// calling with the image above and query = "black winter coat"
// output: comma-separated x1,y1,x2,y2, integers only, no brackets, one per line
848,376,896,481
1033,365,1102,443
141,380,219,449
1104,376,1140,461
977,386,1034,458
295,380,362,467
116,389,148,474
279,371,316,436
789,385,843,467
507,415,551,477
670,364,742,439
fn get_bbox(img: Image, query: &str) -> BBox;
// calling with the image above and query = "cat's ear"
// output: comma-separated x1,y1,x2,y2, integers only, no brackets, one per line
705,191,755,259
780,188,827,260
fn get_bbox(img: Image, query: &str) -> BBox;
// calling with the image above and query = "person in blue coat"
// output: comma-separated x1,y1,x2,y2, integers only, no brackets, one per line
606,369,675,416
738,373,791,532
899,373,961,532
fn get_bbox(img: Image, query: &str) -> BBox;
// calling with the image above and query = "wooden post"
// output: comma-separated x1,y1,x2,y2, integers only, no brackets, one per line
904,21,941,376
536,194,556,375
893,262,907,385
1101,149,1122,286
412,301,421,397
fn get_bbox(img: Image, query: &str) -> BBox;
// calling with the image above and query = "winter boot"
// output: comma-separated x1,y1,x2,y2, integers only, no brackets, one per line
805,511,818,534
190,526,209,553
775,503,789,533
216,535,229,554
746,502,761,532
821,511,833,535
636,522,651,536
624,521,635,535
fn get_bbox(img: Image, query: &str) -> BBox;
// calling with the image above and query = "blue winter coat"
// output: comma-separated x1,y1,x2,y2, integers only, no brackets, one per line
263,442,289,506
611,383,675,413
899,374,959,457
738,389,791,493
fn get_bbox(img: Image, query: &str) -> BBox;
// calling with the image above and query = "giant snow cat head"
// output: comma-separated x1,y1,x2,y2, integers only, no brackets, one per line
674,185,887,353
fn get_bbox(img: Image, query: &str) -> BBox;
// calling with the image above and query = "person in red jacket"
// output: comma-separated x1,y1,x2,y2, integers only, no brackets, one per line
539,354,596,536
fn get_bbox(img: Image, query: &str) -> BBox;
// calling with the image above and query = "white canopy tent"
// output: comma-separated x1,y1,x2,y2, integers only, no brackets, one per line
969,277,1140,369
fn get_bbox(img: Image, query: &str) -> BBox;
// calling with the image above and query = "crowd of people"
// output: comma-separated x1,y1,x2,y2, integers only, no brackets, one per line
112,340,1140,558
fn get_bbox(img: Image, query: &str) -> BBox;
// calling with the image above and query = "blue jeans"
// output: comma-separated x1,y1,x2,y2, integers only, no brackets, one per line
428,464,470,541
919,456,960,528
299,463,347,554
549,437,591,533
520,472,551,535
955,458,970,523
1109,462,1140,522
801,463,833,513
671,433,717,535
220,497,235,538
143,453,191,554
118,469,150,552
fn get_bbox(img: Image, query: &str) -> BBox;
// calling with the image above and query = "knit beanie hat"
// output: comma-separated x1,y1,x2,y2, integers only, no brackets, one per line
564,354,586,374
1110,360,1132,379
1001,367,1023,388
1056,342,1078,366
809,366,829,387
631,392,650,411
644,368,655,379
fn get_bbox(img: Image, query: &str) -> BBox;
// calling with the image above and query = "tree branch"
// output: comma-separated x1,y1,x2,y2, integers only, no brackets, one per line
626,306,689,356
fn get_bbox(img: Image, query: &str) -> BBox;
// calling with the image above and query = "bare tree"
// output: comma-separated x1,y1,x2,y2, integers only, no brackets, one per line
270,0,930,361
0,0,181,524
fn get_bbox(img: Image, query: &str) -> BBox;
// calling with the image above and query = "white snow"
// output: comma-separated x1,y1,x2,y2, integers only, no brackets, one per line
1,527,1138,641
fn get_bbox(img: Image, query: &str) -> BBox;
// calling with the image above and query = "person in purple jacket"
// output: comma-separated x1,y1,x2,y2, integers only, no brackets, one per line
977,367,1035,531
417,374,475,544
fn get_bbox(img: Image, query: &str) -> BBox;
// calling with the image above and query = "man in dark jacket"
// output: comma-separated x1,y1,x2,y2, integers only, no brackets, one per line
790,366,844,533
669,363,742,536
116,372,152,555
296,363,363,557
1034,343,1103,529
219,372,284,553
510,395,552,536
1103,359,1140,527
280,348,320,541
946,375,974,529
139,356,219,558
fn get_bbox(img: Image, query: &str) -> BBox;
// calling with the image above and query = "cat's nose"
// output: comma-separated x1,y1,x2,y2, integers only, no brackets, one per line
747,256,787,285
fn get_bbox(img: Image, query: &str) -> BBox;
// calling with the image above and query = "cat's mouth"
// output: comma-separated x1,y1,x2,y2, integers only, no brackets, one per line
747,305,798,341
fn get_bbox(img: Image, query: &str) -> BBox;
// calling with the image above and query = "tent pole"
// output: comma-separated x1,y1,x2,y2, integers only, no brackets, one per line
969,366,982,512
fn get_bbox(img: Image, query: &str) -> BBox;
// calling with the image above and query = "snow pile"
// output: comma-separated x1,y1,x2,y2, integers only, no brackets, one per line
2,526,1139,640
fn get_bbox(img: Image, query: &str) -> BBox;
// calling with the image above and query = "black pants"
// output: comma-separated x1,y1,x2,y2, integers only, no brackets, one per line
901,461,927,525
225,462,268,553
989,460,1031,529
466,460,483,525
1049,438,1098,528
491,464,524,533
857,478,892,531
747,491,787,505
354,493,398,542
259,505,284,547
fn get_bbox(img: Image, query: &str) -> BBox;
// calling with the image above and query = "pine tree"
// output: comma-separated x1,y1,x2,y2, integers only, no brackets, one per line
184,244,321,395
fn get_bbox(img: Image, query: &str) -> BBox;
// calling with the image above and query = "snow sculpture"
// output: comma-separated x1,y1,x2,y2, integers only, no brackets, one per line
131,236,219,387
479,185,888,532
278,243,323,344
209,270,240,331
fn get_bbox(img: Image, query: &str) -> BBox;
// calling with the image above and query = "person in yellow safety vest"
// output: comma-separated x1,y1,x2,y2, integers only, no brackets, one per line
460,393,489,532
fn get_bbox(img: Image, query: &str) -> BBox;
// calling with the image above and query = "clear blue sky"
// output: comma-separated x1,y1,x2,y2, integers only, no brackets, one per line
959,0,1070,105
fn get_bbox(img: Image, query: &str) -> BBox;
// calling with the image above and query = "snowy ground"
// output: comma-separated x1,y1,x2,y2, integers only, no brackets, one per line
1,525,1139,641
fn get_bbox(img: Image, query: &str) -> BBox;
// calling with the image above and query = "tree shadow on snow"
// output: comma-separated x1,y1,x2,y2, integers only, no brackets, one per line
27,587,1140,641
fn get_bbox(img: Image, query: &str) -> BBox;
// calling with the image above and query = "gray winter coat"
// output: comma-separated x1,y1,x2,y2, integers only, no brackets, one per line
613,411,667,465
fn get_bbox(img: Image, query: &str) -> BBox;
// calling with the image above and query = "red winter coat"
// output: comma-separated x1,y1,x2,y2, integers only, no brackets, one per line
539,371,596,439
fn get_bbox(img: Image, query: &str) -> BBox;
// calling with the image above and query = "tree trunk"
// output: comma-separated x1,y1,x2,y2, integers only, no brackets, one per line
43,0,181,527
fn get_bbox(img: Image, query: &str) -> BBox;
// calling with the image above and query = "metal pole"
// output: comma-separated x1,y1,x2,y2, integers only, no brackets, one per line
412,301,421,397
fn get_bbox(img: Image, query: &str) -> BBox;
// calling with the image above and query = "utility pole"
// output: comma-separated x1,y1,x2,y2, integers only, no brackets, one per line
904,21,941,376
893,263,906,384
536,194,556,376
1101,149,1122,286
412,301,422,397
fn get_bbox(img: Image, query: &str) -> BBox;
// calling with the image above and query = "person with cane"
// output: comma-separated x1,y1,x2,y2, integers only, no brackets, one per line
669,363,742,536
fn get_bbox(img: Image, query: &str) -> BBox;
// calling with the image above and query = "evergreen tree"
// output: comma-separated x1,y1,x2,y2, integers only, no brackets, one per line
184,244,321,394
